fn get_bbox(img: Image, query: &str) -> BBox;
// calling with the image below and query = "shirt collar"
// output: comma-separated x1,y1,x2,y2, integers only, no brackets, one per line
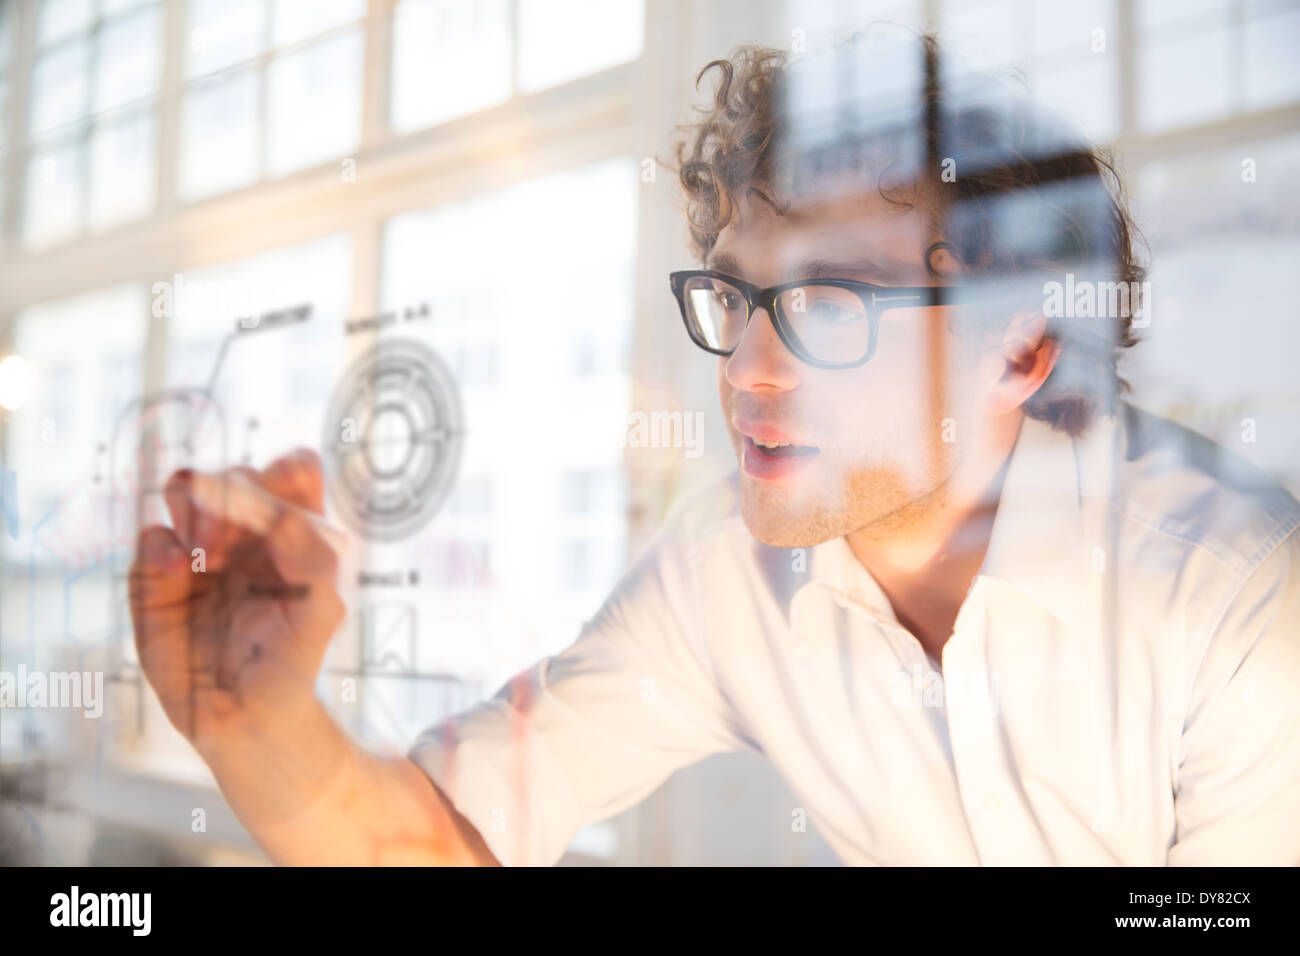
790,411,1119,634
803,533,898,623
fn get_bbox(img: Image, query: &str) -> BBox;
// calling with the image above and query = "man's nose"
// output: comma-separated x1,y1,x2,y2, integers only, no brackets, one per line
724,307,801,392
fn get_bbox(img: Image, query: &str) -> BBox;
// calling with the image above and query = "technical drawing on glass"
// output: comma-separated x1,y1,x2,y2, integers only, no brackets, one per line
322,338,464,541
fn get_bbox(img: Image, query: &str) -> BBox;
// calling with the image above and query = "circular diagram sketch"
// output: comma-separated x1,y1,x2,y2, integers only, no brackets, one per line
322,338,464,541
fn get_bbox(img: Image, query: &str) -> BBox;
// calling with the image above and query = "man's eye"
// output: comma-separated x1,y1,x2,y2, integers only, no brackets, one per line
808,301,857,324
715,291,744,311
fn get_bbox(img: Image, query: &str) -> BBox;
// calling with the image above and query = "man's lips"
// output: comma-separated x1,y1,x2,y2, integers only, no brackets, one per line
743,435,820,457
734,418,820,479
732,418,819,450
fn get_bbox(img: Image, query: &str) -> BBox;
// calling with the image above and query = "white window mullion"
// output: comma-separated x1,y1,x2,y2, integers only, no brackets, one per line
78,15,100,236
154,0,186,215
257,0,271,182
2,1,38,257
359,0,394,150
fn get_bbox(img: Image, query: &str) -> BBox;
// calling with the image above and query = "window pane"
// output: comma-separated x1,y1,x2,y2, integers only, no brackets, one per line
0,2,12,69
187,0,267,78
38,0,94,48
9,284,148,525
30,40,90,134
1244,5,1300,110
266,30,362,176
1138,0,1232,33
164,234,352,457
24,136,85,248
390,0,512,133
102,0,159,14
94,4,163,113
180,68,260,198
89,111,155,230
1035,55,1119,143
1029,0,1114,58
271,0,364,47
516,0,644,93
381,158,637,689
4,286,155,782
1138,28,1232,132
7,285,148,600
1130,133,1300,486
939,0,1019,73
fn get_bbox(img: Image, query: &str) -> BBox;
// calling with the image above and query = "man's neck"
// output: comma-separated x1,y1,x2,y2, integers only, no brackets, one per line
844,412,1024,661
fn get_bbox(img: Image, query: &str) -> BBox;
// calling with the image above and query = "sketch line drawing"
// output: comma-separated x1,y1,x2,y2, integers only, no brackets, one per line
360,602,418,673
322,338,464,541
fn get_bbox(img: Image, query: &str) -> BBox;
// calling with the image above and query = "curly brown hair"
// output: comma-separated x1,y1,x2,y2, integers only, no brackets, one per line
672,33,1145,436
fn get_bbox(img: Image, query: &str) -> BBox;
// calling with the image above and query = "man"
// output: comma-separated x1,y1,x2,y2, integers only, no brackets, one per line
130,33,1300,866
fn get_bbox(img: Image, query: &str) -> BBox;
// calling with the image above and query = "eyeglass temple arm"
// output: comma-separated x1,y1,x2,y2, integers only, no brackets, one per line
870,286,957,308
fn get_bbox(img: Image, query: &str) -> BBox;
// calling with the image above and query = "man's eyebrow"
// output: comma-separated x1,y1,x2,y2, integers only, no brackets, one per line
706,252,743,276
788,257,908,283
703,253,917,284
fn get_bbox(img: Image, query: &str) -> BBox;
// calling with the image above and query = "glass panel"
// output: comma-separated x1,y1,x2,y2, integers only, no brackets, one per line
37,0,94,48
1029,0,1114,58
102,0,159,13
1138,28,1232,132
30,40,90,134
8,284,148,527
1130,133,1300,487
89,110,156,230
1244,5,1300,110
164,234,352,457
187,0,267,79
265,29,362,176
381,158,637,689
389,0,512,133
938,0,1019,73
180,68,260,198
516,0,644,93
0,2,12,69
1138,0,1233,32
777,0,923,47
1035,54,1119,143
100,0,157,13
3,283,154,778
24,135,85,248
94,4,163,113
271,0,365,48
1243,0,1300,14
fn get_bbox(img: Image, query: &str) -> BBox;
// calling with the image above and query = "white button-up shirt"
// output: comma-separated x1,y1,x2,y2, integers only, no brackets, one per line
410,403,1300,865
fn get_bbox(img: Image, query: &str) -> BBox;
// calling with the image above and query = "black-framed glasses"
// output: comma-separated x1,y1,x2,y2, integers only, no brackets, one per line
669,270,950,369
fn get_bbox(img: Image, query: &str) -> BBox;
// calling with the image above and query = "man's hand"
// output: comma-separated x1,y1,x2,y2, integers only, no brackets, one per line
129,448,498,864
130,449,342,755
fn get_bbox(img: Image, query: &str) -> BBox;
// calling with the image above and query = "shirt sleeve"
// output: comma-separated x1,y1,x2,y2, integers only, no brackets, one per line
1169,528,1300,865
407,511,749,866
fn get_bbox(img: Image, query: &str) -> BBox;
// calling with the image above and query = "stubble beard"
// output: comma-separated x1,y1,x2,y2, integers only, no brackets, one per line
739,441,960,549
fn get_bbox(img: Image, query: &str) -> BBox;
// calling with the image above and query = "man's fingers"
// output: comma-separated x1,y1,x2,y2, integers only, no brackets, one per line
164,467,255,570
260,448,325,515
163,470,199,545
129,525,191,654
130,524,188,590
266,507,340,585
162,452,344,606
252,504,346,658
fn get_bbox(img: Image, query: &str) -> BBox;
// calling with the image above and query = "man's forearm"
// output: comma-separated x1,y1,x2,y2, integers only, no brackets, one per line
198,700,498,866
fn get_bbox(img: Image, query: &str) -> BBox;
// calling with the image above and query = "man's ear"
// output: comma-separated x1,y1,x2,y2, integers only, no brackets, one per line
986,311,1060,415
